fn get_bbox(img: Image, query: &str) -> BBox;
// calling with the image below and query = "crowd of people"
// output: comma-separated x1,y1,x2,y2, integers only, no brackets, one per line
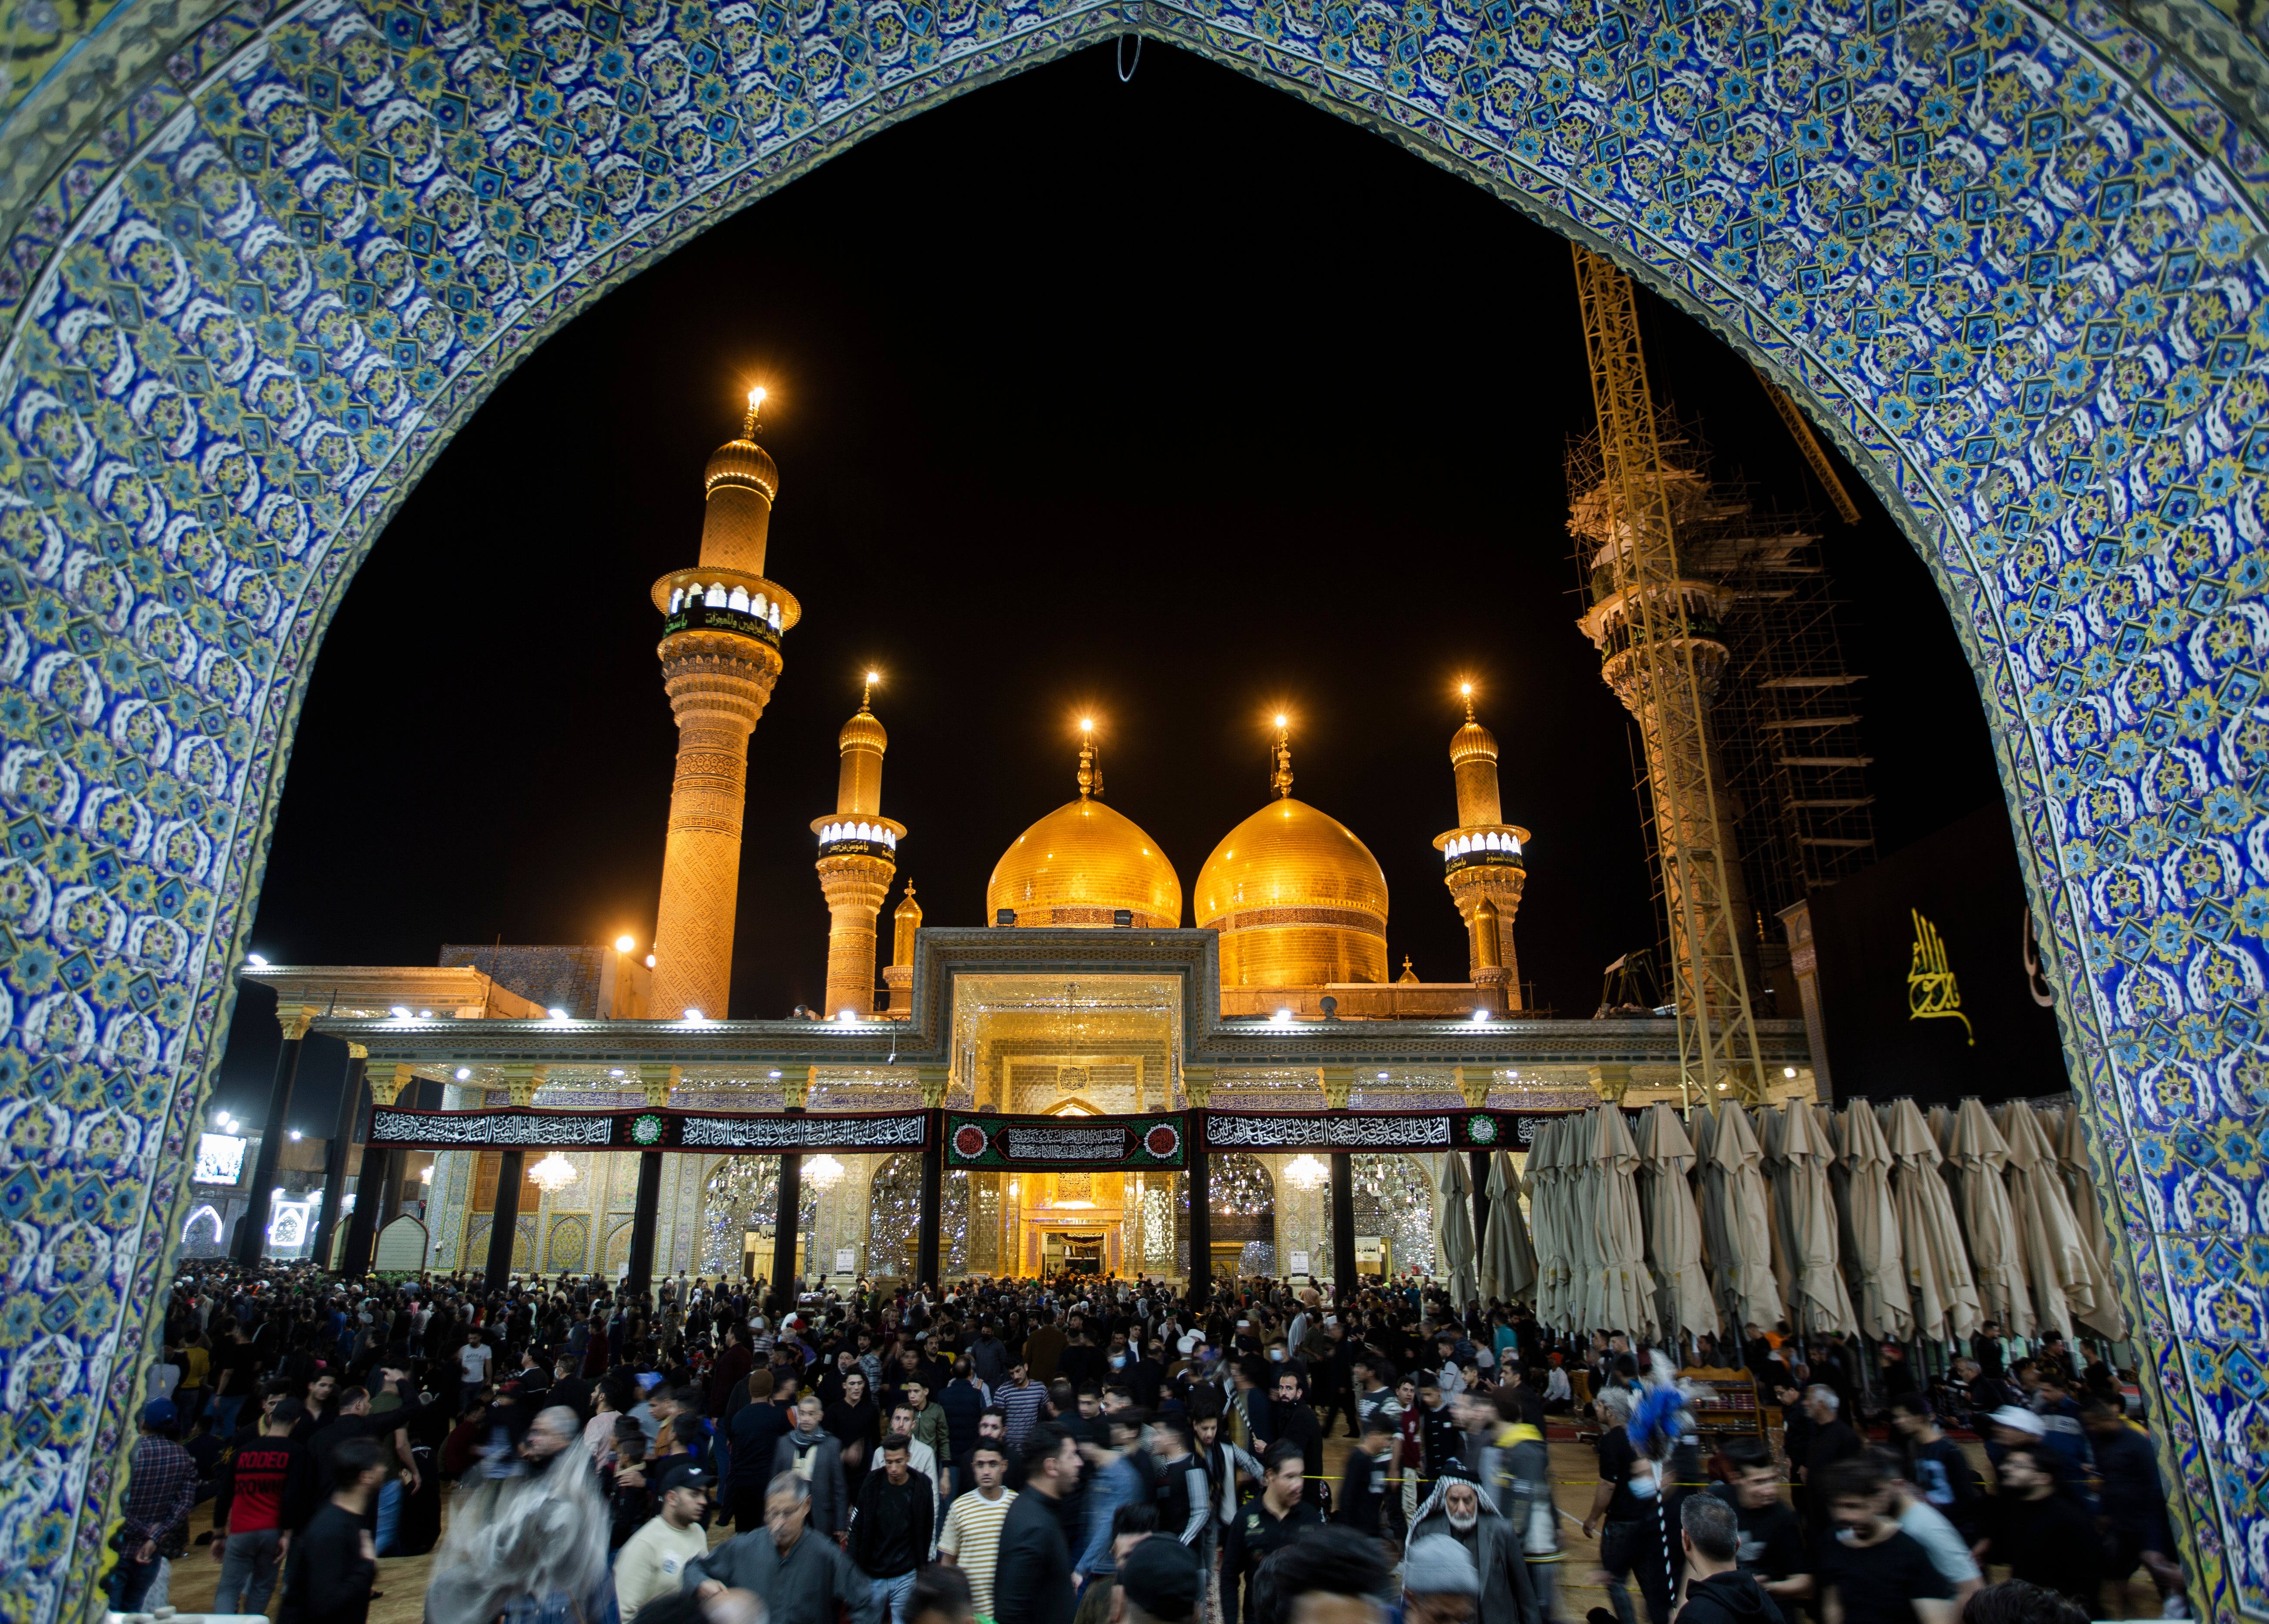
113,1258,2185,1624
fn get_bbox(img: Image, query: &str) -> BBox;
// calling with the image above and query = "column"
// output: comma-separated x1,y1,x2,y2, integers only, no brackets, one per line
310,1045,368,1271
918,1067,947,1288
628,1065,675,1294
485,1150,524,1288
1184,1067,1212,1301
1331,1154,1357,1301
770,1067,809,1309
340,1060,404,1277
235,1004,313,1264
1456,1068,1491,1245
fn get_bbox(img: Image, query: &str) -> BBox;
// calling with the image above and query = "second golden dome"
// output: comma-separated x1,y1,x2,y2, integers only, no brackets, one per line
987,797,1183,928
1195,796,1389,987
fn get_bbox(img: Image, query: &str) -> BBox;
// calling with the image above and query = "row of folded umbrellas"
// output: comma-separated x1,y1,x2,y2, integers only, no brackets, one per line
1437,1095,2127,1346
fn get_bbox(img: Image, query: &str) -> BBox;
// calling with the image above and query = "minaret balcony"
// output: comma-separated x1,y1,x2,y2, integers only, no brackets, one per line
813,814,906,859
652,566,802,649
1433,824,1530,874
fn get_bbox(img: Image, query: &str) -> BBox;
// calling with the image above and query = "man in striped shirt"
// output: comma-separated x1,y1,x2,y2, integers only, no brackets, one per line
998,1362,1045,1454
938,1442,1017,1621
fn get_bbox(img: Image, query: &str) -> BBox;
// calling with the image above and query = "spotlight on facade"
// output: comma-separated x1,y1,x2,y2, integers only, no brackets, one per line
1272,1008,1294,1025
837,1009,856,1023
768,1070,782,1079
684,1009,704,1022
645,954,656,968
288,1130,301,1140
390,1006,412,1019
616,935,636,952
1471,1007,1490,1022
548,1007,571,1022
455,1067,471,1081
1783,1066,1797,1078
247,953,268,966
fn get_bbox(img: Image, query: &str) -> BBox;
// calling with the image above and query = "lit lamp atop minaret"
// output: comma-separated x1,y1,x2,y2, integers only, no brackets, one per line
648,385,802,1021
1431,682,1530,1013
812,672,905,1019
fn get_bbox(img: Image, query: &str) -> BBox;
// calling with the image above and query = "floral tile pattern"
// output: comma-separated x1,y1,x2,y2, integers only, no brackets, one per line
0,0,2266,1616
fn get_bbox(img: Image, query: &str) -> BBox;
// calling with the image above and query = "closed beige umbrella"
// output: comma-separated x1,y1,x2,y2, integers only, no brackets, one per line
1756,1103,1799,1317
1996,1102,2093,1340
1591,1105,1658,1336
1882,1098,1980,1343
1544,1116,1582,1331
1482,1149,1536,1305
1637,1102,1716,1345
1948,1098,2033,1335
2046,1102,2127,1340
1440,1149,1480,1310
1526,1120,1566,1328
1836,1101,1912,1341
1771,1102,1857,1335
1705,1101,1785,1336
1566,1112,1608,1332
1692,1105,1736,1334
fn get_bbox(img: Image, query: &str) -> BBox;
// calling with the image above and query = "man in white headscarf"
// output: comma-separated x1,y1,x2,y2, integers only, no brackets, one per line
424,1405,612,1624
1405,1462,1540,1624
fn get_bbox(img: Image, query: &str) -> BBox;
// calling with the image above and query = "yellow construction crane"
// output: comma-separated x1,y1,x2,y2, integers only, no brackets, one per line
1570,244,1769,1105
1754,369,1863,526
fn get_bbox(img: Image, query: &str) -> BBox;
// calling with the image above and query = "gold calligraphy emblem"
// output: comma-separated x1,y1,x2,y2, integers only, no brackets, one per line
1906,909,1974,1045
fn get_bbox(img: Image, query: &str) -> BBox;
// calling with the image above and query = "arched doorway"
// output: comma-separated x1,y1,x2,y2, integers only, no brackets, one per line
699,1157,818,1280
5,0,2262,1606
1208,1153,1276,1281
867,1152,973,1281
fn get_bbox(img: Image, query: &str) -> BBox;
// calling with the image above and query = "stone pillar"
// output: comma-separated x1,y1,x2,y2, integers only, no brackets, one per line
485,1150,523,1288
1331,1154,1357,1300
311,1044,368,1271
770,1067,809,1308
1184,1067,1212,1300
1456,1068,1491,1243
918,1067,947,1287
628,1065,675,1293
236,1003,313,1264
340,1059,403,1277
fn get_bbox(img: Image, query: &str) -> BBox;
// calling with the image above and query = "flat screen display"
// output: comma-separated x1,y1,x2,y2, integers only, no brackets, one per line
194,1132,247,1185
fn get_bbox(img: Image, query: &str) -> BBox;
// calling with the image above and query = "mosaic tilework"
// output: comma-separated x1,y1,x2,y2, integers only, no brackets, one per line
0,0,2263,1617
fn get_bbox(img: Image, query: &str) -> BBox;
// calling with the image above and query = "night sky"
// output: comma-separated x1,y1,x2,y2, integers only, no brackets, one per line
210,43,2004,1132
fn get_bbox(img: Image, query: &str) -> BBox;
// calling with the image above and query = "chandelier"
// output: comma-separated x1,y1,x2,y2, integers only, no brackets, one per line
527,1151,580,1195
804,1154,846,1191
1284,1154,1328,1191
1211,1152,1271,1214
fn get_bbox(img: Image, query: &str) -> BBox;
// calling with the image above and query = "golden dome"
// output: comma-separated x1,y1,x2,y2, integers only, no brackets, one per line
839,704,887,755
1450,717,1499,765
1195,795,1389,987
705,436,780,503
987,797,1182,928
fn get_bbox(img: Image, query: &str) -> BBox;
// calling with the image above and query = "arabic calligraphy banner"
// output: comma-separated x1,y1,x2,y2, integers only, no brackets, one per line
366,1107,931,1154
1202,1110,1537,1152
944,1113,1188,1170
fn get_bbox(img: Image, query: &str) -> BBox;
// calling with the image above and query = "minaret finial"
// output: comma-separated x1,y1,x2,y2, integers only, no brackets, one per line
862,669,879,711
1460,681,1476,722
1077,718,1098,801
743,384,766,439
1270,713,1294,800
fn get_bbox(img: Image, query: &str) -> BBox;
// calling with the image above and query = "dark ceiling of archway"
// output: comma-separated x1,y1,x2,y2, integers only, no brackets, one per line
214,42,2000,1125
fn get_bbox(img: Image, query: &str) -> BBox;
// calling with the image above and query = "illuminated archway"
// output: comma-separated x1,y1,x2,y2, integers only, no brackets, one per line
0,0,2265,1611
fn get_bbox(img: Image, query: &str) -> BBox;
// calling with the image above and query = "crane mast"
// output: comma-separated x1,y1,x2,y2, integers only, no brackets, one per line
1570,244,1769,1105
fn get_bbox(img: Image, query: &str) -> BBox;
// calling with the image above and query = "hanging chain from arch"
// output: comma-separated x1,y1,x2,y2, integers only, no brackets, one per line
1570,243,1768,1105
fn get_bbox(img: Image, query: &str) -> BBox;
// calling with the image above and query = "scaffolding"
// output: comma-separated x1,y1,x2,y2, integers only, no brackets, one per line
1570,246,1769,1104
1567,327,1875,1032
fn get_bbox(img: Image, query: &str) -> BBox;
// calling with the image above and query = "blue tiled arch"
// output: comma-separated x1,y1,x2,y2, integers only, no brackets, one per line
1,0,2267,1617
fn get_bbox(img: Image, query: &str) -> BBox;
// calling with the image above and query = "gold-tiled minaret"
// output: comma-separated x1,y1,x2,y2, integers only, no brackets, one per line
882,882,922,1016
810,675,905,1018
648,388,802,1020
1431,685,1530,1012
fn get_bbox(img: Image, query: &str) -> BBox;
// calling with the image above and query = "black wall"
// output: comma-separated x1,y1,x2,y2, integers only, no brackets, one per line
1808,804,2071,1105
